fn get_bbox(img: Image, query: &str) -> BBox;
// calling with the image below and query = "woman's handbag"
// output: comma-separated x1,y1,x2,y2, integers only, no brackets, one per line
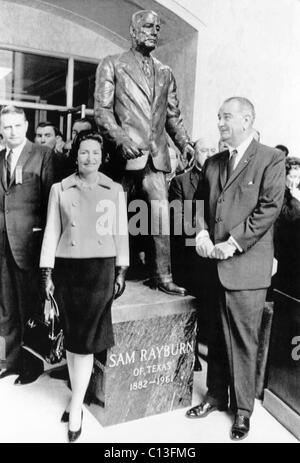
23,294,64,364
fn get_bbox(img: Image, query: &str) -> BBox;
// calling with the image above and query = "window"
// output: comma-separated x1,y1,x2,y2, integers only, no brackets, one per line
0,47,98,140
73,60,97,109
0,49,68,105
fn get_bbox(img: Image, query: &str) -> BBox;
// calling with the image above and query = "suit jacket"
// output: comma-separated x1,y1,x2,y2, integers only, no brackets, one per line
169,166,205,237
94,49,190,172
202,140,285,290
0,140,54,270
40,172,129,268
169,165,214,297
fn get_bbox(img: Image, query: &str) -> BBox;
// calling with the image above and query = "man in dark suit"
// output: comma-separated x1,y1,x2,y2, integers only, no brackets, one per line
35,121,69,183
0,106,54,385
186,97,286,440
94,9,194,296
169,137,216,370
169,137,216,293
35,121,65,154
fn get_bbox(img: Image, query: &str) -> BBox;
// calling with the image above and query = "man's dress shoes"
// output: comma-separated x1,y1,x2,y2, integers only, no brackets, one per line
186,400,228,418
230,414,250,441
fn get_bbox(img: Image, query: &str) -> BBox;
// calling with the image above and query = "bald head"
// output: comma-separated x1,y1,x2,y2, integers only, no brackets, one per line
130,10,160,54
194,137,217,168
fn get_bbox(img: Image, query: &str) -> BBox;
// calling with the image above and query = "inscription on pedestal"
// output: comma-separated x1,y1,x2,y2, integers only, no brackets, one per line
108,338,193,391
87,283,197,426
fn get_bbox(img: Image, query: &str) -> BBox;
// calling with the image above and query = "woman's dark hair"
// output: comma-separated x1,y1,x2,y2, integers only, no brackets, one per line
286,156,300,174
69,129,103,166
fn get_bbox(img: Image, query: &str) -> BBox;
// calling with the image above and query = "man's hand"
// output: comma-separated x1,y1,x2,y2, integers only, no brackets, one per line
196,236,215,258
121,140,143,160
55,138,65,154
211,241,236,260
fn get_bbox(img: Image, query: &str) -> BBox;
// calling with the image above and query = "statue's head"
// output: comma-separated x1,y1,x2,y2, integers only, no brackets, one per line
130,10,160,53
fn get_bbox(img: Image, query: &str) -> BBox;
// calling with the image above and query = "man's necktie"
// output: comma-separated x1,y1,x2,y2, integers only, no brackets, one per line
6,149,13,185
226,149,238,182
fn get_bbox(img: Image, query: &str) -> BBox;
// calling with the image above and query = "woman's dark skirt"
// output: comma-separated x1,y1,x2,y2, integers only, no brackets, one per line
54,257,115,355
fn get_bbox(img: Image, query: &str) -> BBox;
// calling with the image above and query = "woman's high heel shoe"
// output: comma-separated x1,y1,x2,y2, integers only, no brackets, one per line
61,410,69,423
68,411,83,443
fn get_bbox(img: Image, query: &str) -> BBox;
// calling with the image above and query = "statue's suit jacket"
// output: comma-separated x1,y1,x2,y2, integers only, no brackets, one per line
0,140,54,270
202,140,286,290
94,49,190,172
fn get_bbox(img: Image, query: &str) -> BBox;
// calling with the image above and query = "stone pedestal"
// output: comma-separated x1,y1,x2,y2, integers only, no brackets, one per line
86,281,197,426
263,289,300,441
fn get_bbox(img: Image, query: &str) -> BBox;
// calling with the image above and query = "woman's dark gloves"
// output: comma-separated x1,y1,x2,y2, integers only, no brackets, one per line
114,266,128,299
40,267,55,300
41,266,126,301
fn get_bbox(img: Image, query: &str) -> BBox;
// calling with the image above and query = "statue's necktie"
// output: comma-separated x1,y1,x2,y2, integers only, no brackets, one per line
142,58,152,78
226,149,238,182
6,149,13,185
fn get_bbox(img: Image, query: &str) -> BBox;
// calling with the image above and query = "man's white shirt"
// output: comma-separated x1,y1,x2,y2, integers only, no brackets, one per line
5,139,27,175
196,135,254,252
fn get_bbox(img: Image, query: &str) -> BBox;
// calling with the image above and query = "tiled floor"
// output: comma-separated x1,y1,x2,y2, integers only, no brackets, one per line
0,360,297,443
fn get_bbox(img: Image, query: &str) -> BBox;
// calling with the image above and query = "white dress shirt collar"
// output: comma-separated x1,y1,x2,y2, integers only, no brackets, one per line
228,134,254,158
227,134,254,169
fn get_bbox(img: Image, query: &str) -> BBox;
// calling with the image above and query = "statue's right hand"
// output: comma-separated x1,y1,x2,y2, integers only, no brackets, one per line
121,140,143,159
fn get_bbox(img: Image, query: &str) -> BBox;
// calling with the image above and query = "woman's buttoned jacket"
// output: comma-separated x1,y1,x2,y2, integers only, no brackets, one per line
40,172,129,268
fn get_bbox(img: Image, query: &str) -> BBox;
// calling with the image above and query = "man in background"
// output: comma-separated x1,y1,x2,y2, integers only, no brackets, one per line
169,137,216,369
63,117,95,151
0,106,54,385
35,121,69,182
169,136,216,292
35,121,65,154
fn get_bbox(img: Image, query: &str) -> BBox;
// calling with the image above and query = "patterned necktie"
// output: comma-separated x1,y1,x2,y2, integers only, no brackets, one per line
6,149,13,185
227,149,238,182
142,58,152,78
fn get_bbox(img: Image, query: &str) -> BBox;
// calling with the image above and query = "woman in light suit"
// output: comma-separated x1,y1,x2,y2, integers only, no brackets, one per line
40,131,129,442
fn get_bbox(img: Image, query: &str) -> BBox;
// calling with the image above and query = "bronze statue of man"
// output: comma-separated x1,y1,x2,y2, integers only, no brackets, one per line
94,9,194,296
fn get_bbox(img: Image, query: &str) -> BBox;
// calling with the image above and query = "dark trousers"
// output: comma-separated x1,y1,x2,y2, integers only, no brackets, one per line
206,271,266,418
122,161,172,282
0,232,43,373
